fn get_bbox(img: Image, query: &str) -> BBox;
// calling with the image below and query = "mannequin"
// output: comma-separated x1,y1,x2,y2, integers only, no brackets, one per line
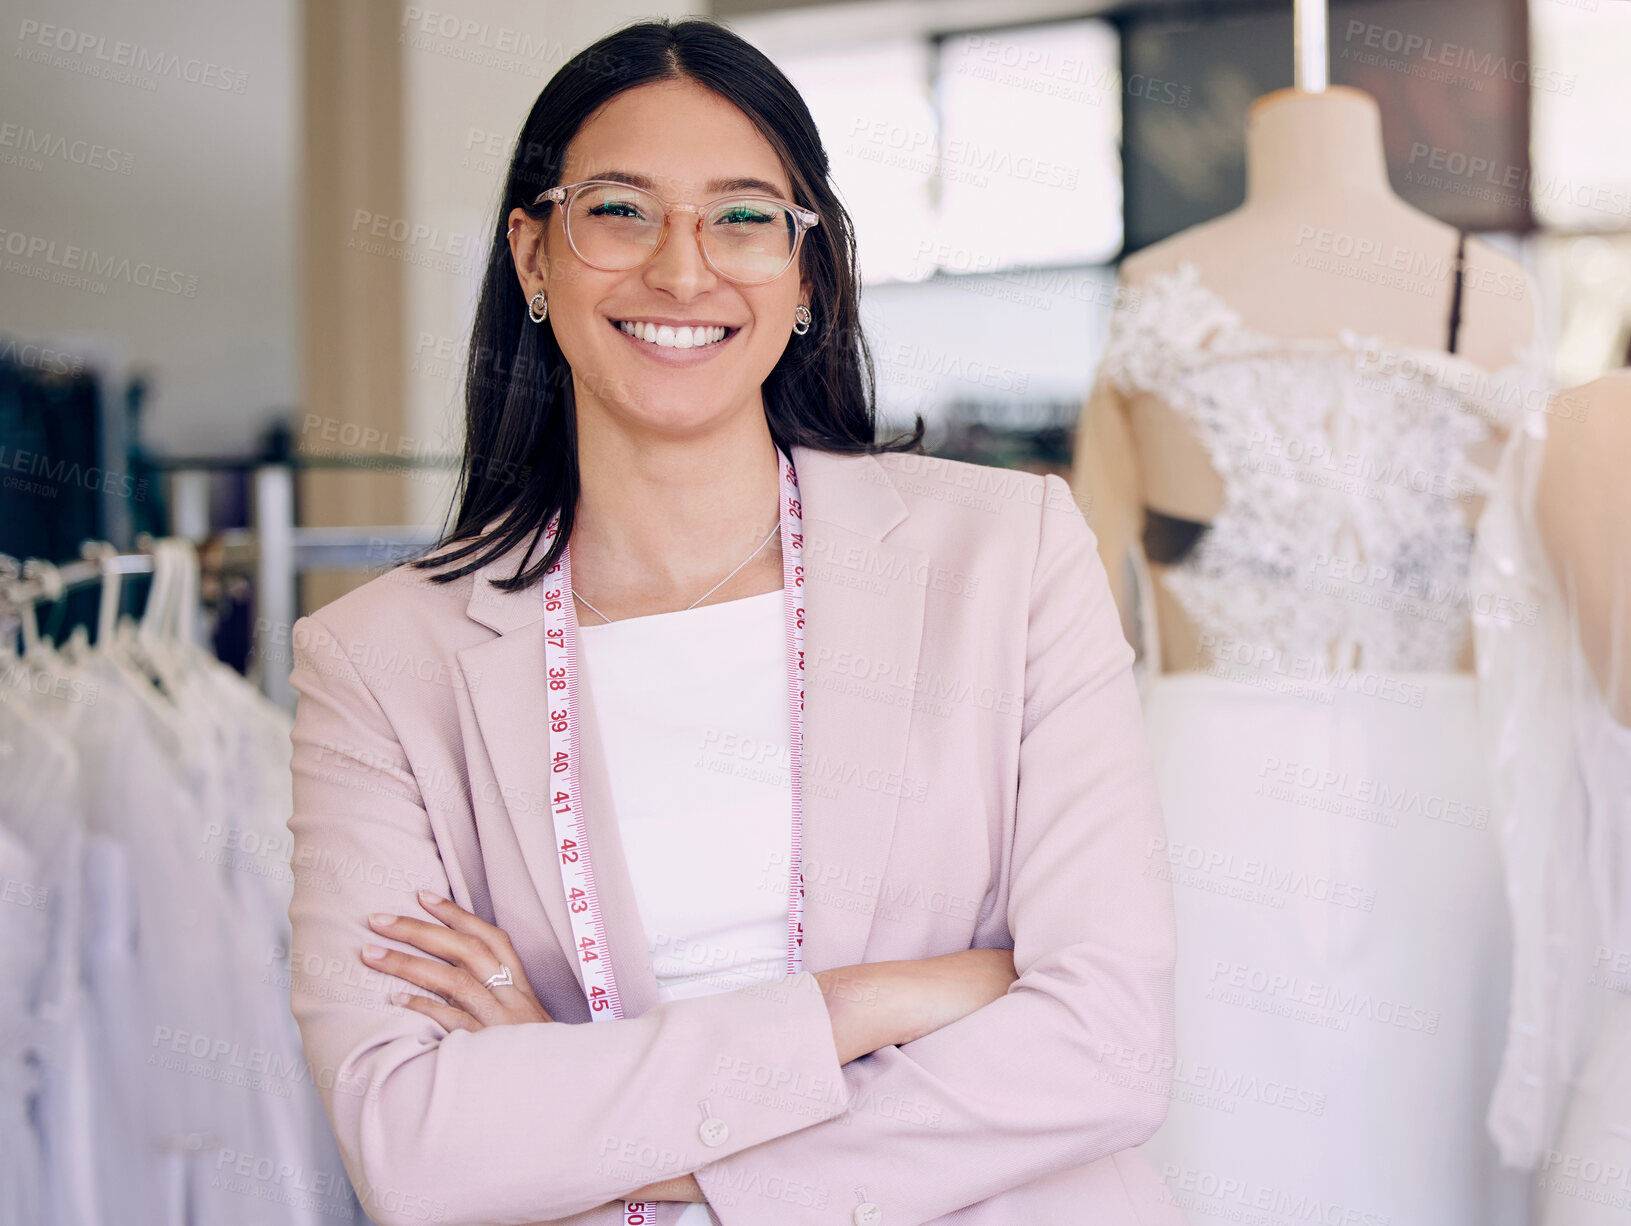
1537,370,1631,723
1075,86,1536,672
1529,370,1631,1226
1075,78,1547,1226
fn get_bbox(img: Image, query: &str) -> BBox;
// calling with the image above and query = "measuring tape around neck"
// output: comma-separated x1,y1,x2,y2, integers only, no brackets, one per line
538,447,807,1223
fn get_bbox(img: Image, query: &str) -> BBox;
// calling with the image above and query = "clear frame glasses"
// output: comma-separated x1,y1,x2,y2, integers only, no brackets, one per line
532,179,820,286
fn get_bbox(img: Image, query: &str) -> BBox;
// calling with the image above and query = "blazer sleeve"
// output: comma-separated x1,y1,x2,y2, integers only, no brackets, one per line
691,473,1178,1225
285,610,852,1226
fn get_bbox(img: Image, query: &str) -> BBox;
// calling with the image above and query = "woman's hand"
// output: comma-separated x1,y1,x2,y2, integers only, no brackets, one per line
360,888,554,1032
817,947,1018,1064
623,1175,706,1203
365,896,707,1207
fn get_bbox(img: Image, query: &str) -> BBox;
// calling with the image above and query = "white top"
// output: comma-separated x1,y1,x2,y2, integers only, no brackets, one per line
578,590,793,1226
576,589,794,1005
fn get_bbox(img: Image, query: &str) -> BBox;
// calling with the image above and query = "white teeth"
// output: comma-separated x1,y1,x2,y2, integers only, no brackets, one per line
616,320,727,349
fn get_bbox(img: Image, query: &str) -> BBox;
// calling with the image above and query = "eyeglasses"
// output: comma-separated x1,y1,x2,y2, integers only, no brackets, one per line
531,179,820,286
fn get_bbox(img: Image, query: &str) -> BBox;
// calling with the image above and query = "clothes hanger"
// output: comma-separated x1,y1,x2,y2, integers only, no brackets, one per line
16,559,74,680
15,560,52,660
146,538,203,692
91,541,122,651
127,538,187,701
93,541,190,757
174,538,201,655
0,556,17,665
111,538,177,700
58,619,92,664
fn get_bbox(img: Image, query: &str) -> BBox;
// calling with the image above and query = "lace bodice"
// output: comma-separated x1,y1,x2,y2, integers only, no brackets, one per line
1101,262,1548,674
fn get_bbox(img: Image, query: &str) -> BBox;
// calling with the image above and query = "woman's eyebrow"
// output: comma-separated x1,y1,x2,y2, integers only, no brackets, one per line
587,168,790,198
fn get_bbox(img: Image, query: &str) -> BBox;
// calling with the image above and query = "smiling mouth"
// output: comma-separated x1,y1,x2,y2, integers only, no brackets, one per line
610,318,738,350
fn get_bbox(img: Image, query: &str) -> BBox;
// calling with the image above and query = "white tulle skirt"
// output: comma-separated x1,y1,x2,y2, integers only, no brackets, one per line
1137,667,1531,1226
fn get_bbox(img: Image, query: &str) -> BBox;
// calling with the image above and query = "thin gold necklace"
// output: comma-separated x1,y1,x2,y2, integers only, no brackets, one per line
572,519,780,625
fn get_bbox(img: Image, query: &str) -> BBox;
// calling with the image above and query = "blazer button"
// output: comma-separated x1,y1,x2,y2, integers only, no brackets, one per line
853,1203,882,1225
698,1117,730,1147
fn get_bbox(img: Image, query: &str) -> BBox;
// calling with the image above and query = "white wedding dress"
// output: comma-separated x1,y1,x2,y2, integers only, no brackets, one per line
1099,263,1546,1226
1471,398,1631,1223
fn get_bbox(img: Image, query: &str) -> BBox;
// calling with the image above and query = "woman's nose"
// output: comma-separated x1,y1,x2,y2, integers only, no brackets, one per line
643,213,717,298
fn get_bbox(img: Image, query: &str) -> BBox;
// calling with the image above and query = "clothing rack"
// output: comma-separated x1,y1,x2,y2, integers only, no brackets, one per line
3,483,439,711
158,446,454,708
4,409,454,707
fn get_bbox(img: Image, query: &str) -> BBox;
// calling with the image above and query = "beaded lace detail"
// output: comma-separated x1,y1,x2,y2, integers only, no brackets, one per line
1101,262,1545,673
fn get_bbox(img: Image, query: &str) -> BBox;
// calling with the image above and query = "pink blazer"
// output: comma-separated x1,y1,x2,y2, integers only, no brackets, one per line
286,444,1184,1226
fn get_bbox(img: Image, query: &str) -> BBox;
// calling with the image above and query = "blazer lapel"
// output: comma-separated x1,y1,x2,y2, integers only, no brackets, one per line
790,445,928,973
458,540,663,1019
457,443,927,1019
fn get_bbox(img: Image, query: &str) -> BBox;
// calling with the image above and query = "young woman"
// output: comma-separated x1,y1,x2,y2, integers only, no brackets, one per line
285,18,1179,1226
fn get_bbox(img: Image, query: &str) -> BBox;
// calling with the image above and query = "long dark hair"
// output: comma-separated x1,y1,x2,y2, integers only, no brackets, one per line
412,16,924,591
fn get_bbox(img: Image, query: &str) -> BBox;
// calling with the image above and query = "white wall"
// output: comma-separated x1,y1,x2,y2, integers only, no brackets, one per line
0,0,299,456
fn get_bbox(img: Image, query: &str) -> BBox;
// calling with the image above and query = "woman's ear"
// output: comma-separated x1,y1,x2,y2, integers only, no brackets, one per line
507,208,546,291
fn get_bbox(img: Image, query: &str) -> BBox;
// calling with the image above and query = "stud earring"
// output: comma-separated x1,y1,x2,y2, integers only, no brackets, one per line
529,291,549,324
792,303,812,336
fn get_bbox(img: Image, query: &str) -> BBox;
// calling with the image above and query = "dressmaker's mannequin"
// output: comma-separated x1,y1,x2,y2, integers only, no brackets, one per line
1510,371,1631,1225
1537,369,1631,724
1075,86,1536,672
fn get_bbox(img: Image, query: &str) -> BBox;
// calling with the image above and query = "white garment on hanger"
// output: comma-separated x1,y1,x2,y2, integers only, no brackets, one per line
576,589,792,1226
2,540,361,1226
1,674,103,1226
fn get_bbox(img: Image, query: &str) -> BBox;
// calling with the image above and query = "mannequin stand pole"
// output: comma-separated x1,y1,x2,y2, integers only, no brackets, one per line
1294,0,1328,92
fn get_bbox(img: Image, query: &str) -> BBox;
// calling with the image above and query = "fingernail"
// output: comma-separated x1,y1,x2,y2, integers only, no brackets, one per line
391,991,411,1005
369,913,394,927
362,944,386,959
417,889,444,907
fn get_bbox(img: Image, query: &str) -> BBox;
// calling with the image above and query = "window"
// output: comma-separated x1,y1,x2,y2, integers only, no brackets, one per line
772,18,1122,284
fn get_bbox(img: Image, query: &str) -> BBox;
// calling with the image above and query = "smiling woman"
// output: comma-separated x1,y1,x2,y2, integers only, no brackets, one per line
284,16,1180,1226
419,23,910,614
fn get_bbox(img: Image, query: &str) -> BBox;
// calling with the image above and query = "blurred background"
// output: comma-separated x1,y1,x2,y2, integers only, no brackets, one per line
3,4,1629,1225
2,0,1627,708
